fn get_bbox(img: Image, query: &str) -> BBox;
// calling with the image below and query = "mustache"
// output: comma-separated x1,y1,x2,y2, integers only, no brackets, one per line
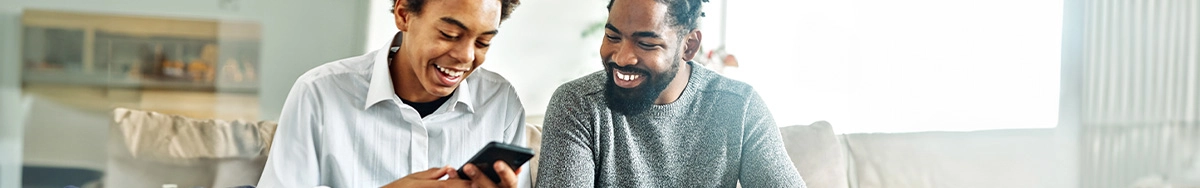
605,62,651,76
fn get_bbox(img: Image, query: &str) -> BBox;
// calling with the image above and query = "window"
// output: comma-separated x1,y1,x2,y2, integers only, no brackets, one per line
724,0,1063,133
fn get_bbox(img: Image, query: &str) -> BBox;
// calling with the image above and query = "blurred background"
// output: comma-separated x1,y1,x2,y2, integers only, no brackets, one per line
0,0,1197,187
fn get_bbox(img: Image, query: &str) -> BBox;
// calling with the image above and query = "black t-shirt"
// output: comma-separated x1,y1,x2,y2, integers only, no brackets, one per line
402,96,451,118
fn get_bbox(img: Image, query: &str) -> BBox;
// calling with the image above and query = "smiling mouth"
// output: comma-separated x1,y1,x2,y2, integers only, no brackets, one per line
612,68,646,88
615,70,640,81
435,64,466,77
433,64,468,86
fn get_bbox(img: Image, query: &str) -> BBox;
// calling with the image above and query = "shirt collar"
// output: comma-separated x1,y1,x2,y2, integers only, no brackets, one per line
363,32,475,113
446,76,475,113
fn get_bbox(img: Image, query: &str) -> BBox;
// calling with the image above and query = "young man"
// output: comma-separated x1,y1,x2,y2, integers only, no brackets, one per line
536,0,806,187
258,0,528,187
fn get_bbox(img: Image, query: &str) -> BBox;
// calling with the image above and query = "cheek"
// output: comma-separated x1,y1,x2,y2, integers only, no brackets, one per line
645,52,673,73
598,44,615,59
423,44,452,63
473,51,486,68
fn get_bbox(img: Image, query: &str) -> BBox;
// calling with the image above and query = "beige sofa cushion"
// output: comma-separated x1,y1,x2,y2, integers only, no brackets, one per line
843,129,1058,188
106,108,276,188
526,123,543,184
779,121,849,188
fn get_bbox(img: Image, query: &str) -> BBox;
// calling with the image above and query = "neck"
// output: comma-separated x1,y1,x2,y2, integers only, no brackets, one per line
654,62,691,105
392,44,440,103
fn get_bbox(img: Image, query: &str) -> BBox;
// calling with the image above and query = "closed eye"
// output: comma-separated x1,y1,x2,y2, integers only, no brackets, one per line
441,31,459,40
638,41,658,49
605,34,621,42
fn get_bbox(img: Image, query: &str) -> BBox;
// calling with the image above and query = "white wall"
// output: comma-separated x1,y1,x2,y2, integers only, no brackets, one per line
1056,0,1082,187
1056,0,1084,186
258,0,371,120
0,0,369,187
0,6,23,186
725,0,1063,133
698,0,725,51
481,0,609,116
365,0,399,53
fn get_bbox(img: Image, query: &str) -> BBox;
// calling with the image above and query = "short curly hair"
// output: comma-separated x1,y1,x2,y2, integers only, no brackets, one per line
608,0,706,36
391,0,521,22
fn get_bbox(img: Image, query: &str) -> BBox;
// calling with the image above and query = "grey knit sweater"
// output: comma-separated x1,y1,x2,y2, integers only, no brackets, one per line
536,62,806,188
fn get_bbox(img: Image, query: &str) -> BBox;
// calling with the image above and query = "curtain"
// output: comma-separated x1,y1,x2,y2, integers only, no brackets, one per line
1079,0,1200,187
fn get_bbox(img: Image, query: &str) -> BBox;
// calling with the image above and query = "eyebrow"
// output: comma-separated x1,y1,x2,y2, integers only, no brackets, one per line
605,23,620,34
441,17,500,35
632,31,660,39
604,23,660,39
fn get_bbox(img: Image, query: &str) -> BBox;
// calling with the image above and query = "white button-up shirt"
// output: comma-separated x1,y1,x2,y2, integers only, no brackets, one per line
258,38,529,188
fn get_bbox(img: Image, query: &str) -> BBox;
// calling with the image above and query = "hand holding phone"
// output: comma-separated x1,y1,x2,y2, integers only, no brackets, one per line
456,141,534,184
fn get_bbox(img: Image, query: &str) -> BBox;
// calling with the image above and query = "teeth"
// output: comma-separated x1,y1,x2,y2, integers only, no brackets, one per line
615,70,639,81
435,65,465,77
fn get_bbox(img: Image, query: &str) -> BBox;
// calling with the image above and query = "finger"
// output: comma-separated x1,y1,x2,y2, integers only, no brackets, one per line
400,179,466,188
441,166,462,180
409,167,451,180
439,179,472,187
493,161,519,188
446,166,463,179
464,163,498,188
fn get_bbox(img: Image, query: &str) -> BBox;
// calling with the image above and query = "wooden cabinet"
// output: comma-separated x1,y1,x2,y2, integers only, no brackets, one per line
21,9,261,93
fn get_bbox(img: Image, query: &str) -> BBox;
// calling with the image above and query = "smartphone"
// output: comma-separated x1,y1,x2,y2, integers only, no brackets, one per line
456,141,535,183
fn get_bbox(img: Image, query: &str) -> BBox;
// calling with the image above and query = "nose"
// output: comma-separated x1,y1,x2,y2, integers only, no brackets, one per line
612,41,637,67
448,41,475,65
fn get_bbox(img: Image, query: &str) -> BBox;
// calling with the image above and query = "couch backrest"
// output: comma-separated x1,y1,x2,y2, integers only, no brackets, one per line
843,128,1060,188
526,123,543,184
106,108,276,188
779,121,851,188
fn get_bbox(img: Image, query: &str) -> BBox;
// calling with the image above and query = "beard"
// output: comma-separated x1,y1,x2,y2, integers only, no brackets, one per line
603,60,681,115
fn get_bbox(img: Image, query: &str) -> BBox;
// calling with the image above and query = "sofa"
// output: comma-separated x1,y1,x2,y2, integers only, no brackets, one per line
105,108,276,188
98,110,1061,188
524,121,1064,188
778,121,1062,188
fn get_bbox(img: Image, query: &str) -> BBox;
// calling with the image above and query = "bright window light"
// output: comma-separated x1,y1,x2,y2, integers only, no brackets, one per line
724,0,1063,133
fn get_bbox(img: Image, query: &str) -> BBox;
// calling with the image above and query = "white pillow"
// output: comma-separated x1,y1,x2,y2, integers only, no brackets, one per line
779,121,849,188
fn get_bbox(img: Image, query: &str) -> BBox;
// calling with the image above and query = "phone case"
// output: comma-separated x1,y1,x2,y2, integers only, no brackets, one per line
456,141,535,183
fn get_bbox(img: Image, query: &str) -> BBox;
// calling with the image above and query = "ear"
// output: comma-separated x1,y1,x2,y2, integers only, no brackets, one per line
393,0,411,32
681,30,703,61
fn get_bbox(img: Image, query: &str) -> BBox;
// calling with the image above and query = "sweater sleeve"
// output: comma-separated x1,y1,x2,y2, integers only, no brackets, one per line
535,87,596,188
738,91,808,187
